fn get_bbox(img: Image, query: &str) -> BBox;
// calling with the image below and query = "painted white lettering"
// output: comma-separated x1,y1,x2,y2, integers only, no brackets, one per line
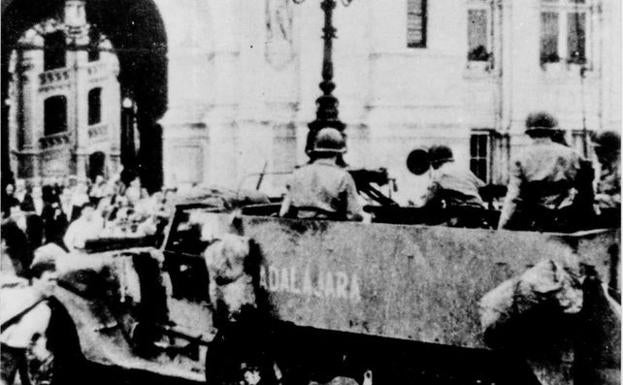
269,266,280,291
290,267,300,294
302,267,313,295
279,268,290,292
262,264,361,303
349,274,361,303
259,267,268,289
313,270,324,298
335,272,348,299
324,272,335,298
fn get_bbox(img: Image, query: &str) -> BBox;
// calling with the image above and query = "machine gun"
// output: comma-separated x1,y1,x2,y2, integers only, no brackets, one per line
348,168,399,207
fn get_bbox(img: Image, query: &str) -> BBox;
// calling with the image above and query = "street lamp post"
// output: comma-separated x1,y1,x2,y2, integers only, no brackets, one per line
292,0,353,157
121,95,136,178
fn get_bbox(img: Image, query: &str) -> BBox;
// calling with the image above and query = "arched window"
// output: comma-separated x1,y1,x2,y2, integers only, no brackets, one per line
44,96,67,136
88,88,102,125
44,31,66,71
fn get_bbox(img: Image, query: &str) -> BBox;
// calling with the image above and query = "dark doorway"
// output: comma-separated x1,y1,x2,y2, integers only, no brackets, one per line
89,151,106,181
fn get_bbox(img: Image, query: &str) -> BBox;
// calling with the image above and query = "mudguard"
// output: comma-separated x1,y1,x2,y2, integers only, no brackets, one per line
49,247,210,382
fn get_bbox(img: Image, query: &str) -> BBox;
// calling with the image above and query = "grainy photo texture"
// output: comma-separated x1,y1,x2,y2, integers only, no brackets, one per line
0,1,620,385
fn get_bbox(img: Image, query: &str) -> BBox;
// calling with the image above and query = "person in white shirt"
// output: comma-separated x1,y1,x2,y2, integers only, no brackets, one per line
1,257,58,385
63,203,103,251
69,182,90,222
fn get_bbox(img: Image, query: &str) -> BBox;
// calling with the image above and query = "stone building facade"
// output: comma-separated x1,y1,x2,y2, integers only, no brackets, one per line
8,0,120,182
5,0,619,200
158,0,620,201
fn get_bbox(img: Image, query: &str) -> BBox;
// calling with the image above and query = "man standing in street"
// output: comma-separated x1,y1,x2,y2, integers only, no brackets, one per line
280,127,364,221
498,112,584,232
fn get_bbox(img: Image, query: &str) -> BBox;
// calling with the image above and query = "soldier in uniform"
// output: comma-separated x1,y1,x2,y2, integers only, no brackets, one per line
498,112,584,232
593,130,620,227
422,145,487,227
280,127,364,221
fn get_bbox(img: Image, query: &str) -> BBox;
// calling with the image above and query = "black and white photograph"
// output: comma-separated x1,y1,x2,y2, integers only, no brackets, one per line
0,0,620,384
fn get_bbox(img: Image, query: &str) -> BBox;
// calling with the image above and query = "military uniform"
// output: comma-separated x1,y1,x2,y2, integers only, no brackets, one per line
281,127,364,221
416,145,487,228
498,139,583,232
281,159,363,221
592,131,621,228
429,161,486,209
594,157,621,228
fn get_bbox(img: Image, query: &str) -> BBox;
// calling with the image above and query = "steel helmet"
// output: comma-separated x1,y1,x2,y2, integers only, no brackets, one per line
593,130,621,153
311,127,347,154
428,145,454,169
525,111,559,135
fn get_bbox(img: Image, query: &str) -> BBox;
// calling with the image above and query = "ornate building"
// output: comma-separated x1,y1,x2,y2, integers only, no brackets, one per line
158,0,620,201
7,0,120,182
2,0,620,200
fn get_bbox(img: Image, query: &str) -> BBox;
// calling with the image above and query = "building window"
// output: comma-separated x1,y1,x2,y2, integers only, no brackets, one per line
467,7,491,62
407,0,427,48
540,0,588,65
44,31,66,71
44,96,67,136
88,88,102,125
470,130,493,183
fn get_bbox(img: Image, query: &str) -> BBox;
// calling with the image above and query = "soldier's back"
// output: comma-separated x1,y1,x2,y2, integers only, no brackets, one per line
287,161,351,213
284,159,363,220
516,141,581,183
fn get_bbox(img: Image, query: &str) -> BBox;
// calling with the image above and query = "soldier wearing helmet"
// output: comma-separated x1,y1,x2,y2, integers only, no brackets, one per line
593,130,620,226
498,112,584,232
422,145,487,227
279,127,364,221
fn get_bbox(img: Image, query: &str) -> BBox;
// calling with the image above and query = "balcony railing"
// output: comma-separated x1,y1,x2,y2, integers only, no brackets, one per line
39,131,70,150
88,123,108,140
38,62,110,91
39,68,71,87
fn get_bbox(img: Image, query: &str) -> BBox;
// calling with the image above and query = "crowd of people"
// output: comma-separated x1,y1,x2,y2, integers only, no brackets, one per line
1,111,620,276
1,171,180,276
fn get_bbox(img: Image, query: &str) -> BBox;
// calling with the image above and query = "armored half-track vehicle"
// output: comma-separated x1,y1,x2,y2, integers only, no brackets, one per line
3,183,620,385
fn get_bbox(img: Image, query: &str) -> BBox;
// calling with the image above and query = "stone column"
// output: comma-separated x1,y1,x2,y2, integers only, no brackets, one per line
103,49,121,176
69,38,90,181
204,0,241,188
17,48,43,179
